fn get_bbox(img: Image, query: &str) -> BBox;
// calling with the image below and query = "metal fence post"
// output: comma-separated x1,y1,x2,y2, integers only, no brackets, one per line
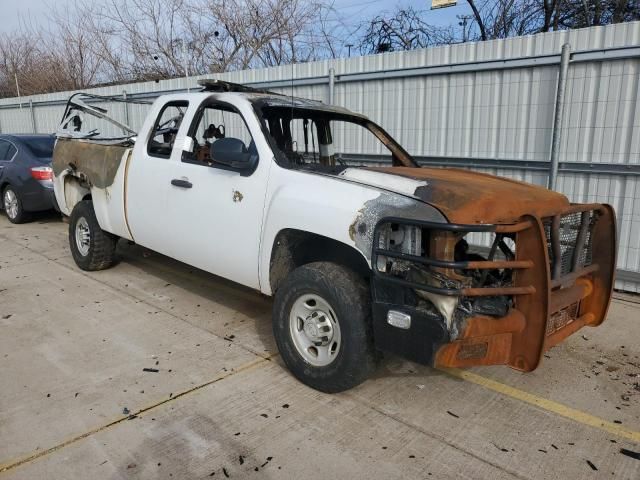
548,43,571,190
328,67,335,105
122,90,130,131
29,99,37,133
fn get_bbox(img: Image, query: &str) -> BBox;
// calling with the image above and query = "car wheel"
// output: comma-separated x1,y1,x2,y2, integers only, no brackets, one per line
272,262,377,393
3,186,30,224
69,200,118,271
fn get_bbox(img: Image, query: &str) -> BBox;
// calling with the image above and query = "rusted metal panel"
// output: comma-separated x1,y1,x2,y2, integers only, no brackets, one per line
367,166,570,224
580,204,617,327
52,138,129,189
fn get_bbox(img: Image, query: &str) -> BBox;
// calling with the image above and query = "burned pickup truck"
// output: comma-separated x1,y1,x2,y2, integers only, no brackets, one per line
53,80,616,392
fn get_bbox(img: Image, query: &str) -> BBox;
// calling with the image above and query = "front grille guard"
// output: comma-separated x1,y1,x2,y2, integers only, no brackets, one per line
543,206,604,288
372,203,616,372
372,204,609,298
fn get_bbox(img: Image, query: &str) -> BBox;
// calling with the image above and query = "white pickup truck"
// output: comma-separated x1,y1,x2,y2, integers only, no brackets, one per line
53,80,616,392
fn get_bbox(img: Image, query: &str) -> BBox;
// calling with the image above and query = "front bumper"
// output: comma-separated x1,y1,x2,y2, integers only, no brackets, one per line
371,203,617,371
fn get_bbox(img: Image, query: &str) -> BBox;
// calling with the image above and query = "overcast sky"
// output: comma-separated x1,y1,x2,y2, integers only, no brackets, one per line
1,0,60,33
1,0,469,34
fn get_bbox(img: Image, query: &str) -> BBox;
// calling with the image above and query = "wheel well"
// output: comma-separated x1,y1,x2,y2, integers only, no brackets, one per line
0,182,7,208
59,175,91,214
269,229,371,293
0,181,13,205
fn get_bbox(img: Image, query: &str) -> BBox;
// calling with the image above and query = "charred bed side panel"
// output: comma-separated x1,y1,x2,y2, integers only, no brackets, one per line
53,138,133,240
53,138,129,189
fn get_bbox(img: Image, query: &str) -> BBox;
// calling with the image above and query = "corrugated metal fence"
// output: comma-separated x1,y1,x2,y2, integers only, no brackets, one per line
1,22,639,291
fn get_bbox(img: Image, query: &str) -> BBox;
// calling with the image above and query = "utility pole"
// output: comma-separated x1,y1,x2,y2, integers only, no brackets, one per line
14,73,22,110
345,44,353,57
181,39,190,93
457,15,472,43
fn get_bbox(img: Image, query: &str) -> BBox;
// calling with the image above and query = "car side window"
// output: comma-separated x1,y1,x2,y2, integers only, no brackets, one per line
147,101,188,159
0,140,12,161
5,143,17,160
184,104,257,168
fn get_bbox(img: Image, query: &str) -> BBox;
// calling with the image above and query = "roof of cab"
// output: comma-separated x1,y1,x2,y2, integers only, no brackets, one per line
195,79,367,118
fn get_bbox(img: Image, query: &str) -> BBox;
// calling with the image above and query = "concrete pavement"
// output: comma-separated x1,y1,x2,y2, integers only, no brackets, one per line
1,213,638,479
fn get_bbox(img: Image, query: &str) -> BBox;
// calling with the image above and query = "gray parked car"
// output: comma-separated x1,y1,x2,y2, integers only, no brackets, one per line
0,134,57,223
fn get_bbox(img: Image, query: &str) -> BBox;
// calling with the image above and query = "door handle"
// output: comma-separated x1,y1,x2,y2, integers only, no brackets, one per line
171,179,192,189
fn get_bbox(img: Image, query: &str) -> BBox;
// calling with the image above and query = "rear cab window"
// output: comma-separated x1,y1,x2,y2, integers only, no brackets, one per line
147,101,189,158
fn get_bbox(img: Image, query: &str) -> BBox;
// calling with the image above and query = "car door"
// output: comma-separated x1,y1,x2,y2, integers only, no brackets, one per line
126,99,191,258
0,139,16,184
165,99,271,290
127,96,272,291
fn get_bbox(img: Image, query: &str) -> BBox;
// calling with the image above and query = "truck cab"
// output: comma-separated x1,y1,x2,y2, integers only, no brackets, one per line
53,80,617,392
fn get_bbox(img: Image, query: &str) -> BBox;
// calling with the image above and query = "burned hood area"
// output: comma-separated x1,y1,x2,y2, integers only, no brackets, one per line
365,165,571,224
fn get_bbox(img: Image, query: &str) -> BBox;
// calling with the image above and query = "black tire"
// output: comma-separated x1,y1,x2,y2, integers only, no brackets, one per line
69,200,118,271
2,185,30,224
272,262,377,393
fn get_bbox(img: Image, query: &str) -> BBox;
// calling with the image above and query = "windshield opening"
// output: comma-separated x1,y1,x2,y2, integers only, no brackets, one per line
255,105,417,171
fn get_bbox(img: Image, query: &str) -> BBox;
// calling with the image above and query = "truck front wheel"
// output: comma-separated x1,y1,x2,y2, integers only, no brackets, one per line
272,262,377,393
69,200,117,271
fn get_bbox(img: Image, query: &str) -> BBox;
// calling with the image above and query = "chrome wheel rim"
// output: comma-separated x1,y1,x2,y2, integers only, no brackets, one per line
4,190,18,220
75,217,91,256
289,293,341,367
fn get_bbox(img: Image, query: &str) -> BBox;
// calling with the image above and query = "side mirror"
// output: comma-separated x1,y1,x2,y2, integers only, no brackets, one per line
217,151,254,169
210,138,257,171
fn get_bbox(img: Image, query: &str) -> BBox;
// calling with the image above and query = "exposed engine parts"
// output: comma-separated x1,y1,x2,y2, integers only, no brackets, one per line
375,221,516,339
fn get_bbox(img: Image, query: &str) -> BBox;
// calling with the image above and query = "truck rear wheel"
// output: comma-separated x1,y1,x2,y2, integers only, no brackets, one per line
69,200,117,271
272,262,377,393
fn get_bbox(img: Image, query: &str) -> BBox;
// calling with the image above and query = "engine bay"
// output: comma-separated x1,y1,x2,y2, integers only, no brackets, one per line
375,221,516,339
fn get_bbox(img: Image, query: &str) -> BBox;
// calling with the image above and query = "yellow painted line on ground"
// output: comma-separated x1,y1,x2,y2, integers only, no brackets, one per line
440,367,640,444
0,355,275,475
